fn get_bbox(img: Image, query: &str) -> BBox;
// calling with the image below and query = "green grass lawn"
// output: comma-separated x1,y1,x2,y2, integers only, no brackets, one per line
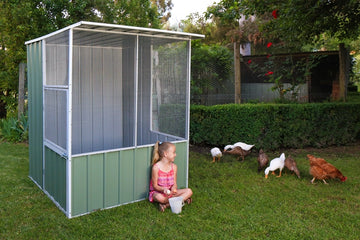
1,141,360,239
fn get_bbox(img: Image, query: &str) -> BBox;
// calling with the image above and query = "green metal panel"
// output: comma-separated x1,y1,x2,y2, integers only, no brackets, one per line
134,147,151,200
71,143,188,217
88,154,104,211
27,42,44,187
44,147,66,210
71,156,88,216
104,152,120,208
119,149,134,204
174,142,188,188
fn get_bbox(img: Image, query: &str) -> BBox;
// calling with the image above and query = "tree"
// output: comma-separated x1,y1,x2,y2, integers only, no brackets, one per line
0,0,168,117
191,42,233,105
151,0,173,25
239,0,360,100
206,0,261,103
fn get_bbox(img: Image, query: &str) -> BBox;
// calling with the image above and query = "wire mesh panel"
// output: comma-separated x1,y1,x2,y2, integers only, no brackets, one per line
190,46,234,106
137,36,189,145
44,89,67,151
44,31,69,153
71,30,136,154
46,31,69,86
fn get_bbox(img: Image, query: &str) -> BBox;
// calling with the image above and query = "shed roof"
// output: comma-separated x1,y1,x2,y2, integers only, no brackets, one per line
25,21,205,45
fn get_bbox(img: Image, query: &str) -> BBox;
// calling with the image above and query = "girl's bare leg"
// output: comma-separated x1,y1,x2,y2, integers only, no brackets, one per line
173,188,193,202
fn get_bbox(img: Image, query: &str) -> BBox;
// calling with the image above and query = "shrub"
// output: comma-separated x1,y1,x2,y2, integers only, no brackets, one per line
190,103,360,150
159,104,186,138
0,113,28,143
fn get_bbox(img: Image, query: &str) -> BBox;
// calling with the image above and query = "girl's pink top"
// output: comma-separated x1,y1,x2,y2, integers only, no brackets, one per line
148,163,175,202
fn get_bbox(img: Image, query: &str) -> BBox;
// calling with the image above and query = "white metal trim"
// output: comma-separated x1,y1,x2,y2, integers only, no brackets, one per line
186,40,191,141
185,40,192,188
29,176,68,216
25,21,204,45
44,139,67,157
149,44,154,132
78,21,204,39
42,39,46,189
73,27,194,41
25,22,83,45
71,139,188,158
134,35,139,147
69,198,147,219
66,28,73,218
44,85,69,90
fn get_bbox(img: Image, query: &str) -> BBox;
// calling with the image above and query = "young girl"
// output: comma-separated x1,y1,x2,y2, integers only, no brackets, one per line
149,141,193,212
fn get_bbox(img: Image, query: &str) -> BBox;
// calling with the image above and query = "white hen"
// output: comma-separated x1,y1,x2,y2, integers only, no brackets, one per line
210,147,222,163
233,142,254,151
224,145,234,151
264,153,285,178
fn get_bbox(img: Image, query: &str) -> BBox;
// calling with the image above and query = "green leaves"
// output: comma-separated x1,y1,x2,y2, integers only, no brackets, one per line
0,113,28,143
239,0,360,46
190,103,360,150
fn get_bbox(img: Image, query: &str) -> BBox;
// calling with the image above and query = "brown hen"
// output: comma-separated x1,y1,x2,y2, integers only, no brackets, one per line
224,146,251,161
307,154,347,184
257,149,269,172
285,155,301,178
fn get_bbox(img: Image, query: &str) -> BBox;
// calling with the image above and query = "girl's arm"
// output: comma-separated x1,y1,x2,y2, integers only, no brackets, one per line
171,164,178,193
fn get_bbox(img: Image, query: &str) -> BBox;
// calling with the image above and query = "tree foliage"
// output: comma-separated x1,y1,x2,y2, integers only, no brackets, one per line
240,0,360,48
0,0,172,117
191,42,233,105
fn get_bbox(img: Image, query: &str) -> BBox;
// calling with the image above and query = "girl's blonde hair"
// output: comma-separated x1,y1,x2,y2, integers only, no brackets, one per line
152,141,174,165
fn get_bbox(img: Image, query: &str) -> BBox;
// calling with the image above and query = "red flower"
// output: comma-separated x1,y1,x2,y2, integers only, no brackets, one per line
267,54,271,58
267,42,272,48
247,60,252,64
272,10,278,19
265,71,274,76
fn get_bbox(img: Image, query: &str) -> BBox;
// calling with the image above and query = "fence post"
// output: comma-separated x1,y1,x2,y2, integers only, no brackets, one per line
234,42,241,104
338,43,349,101
18,62,26,119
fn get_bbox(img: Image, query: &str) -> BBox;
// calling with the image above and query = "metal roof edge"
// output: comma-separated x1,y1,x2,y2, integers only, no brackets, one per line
25,21,204,45
25,22,82,45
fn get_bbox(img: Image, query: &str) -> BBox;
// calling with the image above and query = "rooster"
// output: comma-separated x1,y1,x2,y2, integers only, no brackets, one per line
210,147,222,163
285,155,301,178
307,154,347,184
265,153,285,178
257,149,269,172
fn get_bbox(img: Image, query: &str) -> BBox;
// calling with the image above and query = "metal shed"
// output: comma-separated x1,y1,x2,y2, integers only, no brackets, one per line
25,21,204,218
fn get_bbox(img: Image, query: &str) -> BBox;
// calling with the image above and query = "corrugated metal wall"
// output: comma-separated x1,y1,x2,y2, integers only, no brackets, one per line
27,42,44,187
72,45,129,154
44,147,66,210
70,142,188,217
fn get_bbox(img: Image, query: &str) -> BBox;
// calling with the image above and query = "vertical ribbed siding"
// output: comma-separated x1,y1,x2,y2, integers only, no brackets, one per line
27,42,44,187
173,141,188,189
44,147,66,210
70,142,187,217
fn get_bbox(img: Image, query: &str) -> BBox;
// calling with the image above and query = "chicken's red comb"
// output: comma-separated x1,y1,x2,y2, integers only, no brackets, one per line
341,176,347,182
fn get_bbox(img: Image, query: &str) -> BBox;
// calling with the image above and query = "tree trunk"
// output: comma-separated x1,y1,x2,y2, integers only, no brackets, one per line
18,63,26,119
234,42,241,104
337,43,349,101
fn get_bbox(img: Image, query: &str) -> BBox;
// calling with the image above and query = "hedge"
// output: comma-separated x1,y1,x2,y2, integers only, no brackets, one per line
190,103,360,150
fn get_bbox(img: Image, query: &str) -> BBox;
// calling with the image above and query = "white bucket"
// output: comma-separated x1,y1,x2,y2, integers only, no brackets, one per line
169,196,184,214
